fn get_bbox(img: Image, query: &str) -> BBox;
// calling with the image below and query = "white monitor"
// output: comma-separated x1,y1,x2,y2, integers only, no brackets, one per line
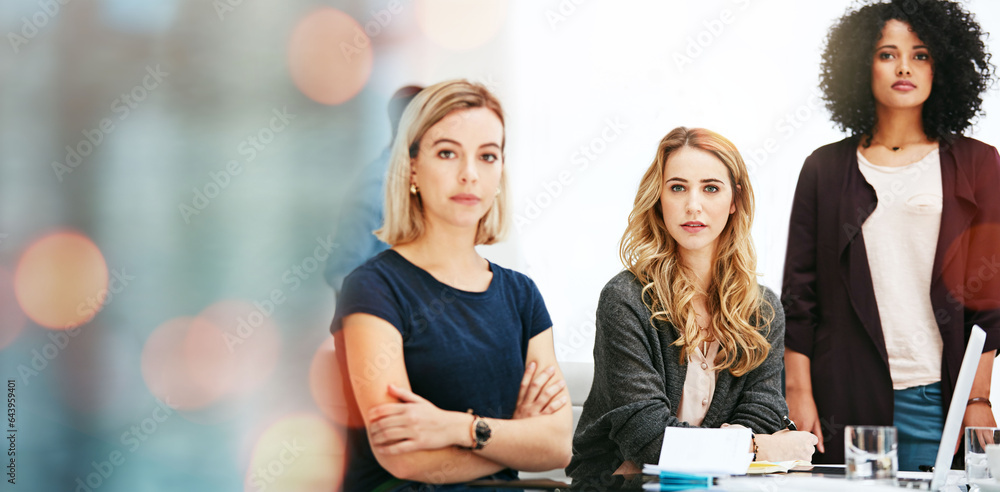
929,325,986,490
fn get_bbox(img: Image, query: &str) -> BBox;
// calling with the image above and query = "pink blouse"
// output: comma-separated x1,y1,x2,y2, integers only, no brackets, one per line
676,340,720,426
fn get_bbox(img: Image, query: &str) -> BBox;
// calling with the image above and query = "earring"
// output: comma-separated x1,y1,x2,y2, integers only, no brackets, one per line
410,183,418,195
495,188,501,196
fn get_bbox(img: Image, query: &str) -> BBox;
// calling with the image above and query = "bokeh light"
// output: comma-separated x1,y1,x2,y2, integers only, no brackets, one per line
288,8,373,105
193,300,281,397
244,414,345,492
415,0,507,52
141,317,223,410
14,231,109,330
0,267,26,349
309,336,363,428
182,316,237,403
942,223,1000,311
141,300,282,411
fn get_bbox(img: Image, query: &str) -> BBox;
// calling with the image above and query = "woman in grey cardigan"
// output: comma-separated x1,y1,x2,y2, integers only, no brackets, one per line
567,127,816,483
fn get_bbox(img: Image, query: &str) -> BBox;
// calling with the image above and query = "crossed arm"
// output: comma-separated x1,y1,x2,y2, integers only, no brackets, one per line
341,312,573,484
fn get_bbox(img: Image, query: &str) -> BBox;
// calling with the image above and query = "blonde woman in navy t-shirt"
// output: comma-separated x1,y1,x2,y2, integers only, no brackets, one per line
331,79,572,491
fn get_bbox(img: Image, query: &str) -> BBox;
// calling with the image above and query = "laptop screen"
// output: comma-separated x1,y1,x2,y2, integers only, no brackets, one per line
928,325,986,490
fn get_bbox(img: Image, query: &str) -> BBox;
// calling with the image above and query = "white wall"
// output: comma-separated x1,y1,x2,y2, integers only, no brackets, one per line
371,0,1000,363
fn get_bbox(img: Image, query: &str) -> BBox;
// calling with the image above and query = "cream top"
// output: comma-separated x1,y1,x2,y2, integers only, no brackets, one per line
677,340,721,426
857,149,944,389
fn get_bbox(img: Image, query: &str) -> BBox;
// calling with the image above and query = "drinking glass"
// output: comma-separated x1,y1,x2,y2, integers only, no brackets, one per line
845,425,898,483
965,427,1000,490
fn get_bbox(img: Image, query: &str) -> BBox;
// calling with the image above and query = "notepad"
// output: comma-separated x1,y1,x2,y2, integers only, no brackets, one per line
650,427,755,475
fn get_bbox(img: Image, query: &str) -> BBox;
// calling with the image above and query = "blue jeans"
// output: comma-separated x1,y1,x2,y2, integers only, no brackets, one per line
893,382,945,471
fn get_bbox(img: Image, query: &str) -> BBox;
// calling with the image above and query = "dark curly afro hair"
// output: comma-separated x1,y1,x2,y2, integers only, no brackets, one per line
820,0,995,143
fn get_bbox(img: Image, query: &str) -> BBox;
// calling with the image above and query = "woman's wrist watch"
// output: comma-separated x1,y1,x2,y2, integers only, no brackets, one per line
458,411,493,450
469,414,492,450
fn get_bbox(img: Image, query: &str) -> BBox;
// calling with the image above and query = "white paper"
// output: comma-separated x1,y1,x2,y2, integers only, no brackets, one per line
652,427,754,475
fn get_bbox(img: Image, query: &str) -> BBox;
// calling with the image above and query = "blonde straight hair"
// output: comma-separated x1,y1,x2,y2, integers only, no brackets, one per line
620,127,773,377
375,79,508,246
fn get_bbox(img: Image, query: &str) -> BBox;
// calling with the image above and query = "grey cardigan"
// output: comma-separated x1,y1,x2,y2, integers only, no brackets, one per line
567,271,787,480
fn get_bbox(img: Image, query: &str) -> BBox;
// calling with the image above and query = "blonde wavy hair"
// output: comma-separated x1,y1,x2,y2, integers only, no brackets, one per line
620,127,773,377
375,79,508,246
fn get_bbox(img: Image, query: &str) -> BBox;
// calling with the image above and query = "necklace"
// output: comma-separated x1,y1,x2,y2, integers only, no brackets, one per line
697,322,712,354
872,140,903,152
870,137,931,152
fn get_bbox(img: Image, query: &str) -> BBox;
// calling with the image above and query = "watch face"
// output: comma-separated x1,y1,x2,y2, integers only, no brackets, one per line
475,419,492,444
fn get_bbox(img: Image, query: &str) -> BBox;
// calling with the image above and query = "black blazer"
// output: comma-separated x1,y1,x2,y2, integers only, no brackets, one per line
782,135,1000,464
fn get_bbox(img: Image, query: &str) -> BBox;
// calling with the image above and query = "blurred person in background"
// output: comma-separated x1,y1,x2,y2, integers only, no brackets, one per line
325,85,423,296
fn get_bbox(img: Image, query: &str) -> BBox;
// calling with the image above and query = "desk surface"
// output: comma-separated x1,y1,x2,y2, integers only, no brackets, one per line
472,469,970,492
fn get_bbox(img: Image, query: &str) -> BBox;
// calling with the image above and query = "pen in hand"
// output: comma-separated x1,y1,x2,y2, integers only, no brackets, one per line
782,416,797,431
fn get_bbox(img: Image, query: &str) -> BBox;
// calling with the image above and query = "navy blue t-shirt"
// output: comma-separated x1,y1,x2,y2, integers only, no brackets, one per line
331,249,552,491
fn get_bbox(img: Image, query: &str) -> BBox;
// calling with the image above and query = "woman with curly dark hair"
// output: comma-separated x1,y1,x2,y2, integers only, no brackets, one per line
782,0,1000,470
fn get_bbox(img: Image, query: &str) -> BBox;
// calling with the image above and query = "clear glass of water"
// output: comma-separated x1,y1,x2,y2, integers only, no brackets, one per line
965,426,1000,490
845,425,898,483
